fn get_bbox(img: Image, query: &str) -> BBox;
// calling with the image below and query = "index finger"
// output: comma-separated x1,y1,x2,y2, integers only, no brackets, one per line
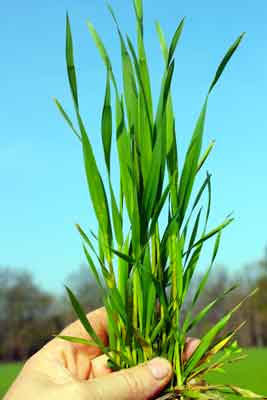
61,306,108,346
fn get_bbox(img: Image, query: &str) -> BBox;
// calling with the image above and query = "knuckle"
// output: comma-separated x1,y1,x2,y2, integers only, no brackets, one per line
121,370,144,400
79,381,105,400
66,382,89,399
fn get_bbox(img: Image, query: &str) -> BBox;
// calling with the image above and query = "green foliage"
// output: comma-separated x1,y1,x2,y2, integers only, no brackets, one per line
55,2,265,398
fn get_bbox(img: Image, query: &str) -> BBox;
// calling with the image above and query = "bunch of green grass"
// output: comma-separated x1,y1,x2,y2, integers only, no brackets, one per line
54,1,266,398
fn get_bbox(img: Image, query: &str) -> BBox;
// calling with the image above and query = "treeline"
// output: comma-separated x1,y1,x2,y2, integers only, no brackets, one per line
187,257,267,347
0,266,101,361
0,253,266,362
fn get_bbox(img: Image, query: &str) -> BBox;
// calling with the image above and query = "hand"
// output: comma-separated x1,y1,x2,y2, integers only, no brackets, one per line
4,307,199,400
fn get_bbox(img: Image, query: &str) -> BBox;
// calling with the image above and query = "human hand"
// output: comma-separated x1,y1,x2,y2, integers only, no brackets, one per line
4,307,199,400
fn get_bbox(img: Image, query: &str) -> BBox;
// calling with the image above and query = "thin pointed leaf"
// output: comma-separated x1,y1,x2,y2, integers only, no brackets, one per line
133,0,143,24
167,18,185,66
184,312,234,378
209,33,245,94
126,36,153,136
149,183,170,237
192,173,211,213
76,224,109,277
187,216,232,255
57,335,96,346
83,244,105,291
107,4,139,134
110,247,135,264
162,60,175,113
109,179,123,247
118,237,130,306
204,171,212,231
184,285,238,333
101,69,112,173
145,281,156,338
178,98,208,224
185,289,258,377
108,286,129,326
182,243,203,302
192,231,221,306
77,113,113,255
65,286,105,349
185,207,202,263
155,21,168,62
228,385,267,399
53,98,81,141
66,14,79,109
87,21,119,96
197,140,215,173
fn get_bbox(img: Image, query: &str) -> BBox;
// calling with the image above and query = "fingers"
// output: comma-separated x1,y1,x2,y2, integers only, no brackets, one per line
89,354,111,378
182,337,200,362
76,357,172,400
33,307,108,374
61,307,108,344
59,308,198,363
87,336,199,379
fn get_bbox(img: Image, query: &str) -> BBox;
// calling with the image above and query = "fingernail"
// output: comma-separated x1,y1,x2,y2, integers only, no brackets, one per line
148,357,171,380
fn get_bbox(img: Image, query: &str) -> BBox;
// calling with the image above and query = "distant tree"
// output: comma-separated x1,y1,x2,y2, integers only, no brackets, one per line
63,264,103,323
0,249,265,363
188,250,267,348
245,248,267,346
188,266,234,338
0,267,64,361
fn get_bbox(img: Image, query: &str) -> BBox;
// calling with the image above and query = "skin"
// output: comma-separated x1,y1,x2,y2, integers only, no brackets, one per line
4,307,199,400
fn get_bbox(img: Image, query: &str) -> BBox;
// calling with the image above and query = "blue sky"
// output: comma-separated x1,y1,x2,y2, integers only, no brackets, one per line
1,0,266,292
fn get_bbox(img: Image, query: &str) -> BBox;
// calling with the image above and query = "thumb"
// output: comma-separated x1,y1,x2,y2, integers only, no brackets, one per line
84,357,172,400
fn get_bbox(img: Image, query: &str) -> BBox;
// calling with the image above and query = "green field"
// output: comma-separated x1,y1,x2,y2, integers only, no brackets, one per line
207,348,267,397
0,349,266,399
0,363,22,399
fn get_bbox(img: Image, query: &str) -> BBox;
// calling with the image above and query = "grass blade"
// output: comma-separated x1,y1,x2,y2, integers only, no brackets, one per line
101,69,112,173
87,21,119,96
184,285,238,334
187,216,232,256
184,289,258,378
65,286,105,349
83,244,105,291
209,33,245,94
126,35,153,136
66,14,79,109
167,18,185,66
78,113,113,258
53,98,81,141
155,21,168,62
109,179,123,247
197,140,215,173
192,231,221,306
178,98,208,225
57,335,95,346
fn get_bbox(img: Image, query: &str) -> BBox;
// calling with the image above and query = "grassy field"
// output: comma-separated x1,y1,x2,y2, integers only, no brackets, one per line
207,348,267,397
0,363,22,399
0,349,266,398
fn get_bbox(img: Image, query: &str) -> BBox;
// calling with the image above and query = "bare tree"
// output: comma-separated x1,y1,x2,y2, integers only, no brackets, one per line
0,267,64,361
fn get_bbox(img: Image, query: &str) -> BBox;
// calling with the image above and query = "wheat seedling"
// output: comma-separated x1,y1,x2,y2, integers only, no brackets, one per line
54,1,266,398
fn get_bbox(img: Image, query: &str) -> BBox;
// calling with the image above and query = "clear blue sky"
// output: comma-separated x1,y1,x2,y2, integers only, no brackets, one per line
1,0,266,292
